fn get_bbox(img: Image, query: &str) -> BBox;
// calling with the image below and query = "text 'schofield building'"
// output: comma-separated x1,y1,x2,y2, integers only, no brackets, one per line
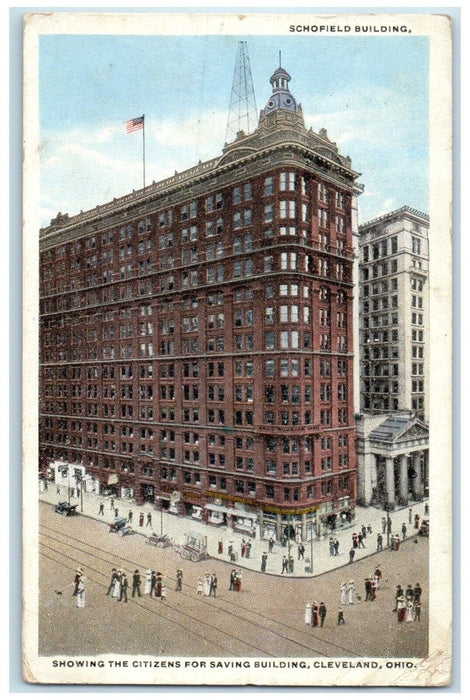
39,64,363,540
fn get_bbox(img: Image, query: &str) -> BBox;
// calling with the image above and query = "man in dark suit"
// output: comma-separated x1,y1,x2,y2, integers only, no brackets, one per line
319,602,327,627
132,569,142,597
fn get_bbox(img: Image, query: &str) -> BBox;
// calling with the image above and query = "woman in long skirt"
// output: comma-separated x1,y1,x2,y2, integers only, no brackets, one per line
347,581,356,605
197,576,204,595
156,572,162,598
235,570,242,591
340,582,347,605
311,602,319,627
203,573,211,596
112,571,121,599
76,576,86,608
304,602,312,625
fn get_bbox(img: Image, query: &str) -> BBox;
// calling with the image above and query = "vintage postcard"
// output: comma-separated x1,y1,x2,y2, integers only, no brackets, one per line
22,11,453,686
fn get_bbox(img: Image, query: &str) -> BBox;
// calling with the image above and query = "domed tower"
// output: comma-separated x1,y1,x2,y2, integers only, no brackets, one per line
259,58,304,124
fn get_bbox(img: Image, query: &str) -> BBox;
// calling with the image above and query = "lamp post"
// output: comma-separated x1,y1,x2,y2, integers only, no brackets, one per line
309,518,314,574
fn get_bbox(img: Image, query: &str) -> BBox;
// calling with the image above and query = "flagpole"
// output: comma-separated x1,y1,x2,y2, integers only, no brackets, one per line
142,114,146,189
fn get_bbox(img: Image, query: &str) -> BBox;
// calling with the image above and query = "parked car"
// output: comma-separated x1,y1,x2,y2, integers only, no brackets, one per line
55,501,79,516
108,516,132,536
146,533,173,548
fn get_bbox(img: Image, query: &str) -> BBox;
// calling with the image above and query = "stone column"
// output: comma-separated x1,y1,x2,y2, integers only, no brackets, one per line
399,454,409,505
385,456,395,507
413,451,423,499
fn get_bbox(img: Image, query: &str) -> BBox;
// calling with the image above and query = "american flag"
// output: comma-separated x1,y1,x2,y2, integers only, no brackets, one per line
126,115,144,134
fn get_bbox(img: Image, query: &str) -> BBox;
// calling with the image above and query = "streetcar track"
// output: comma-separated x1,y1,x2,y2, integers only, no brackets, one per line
40,522,362,658
40,542,278,658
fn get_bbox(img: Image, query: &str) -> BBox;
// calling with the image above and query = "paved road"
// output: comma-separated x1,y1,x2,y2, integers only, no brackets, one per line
39,501,428,659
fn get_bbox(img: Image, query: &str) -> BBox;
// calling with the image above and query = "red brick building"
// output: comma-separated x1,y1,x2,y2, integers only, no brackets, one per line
39,65,362,540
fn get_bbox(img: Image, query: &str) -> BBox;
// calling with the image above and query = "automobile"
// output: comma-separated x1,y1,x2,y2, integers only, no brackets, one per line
418,519,429,537
108,516,132,537
55,501,79,516
145,533,174,548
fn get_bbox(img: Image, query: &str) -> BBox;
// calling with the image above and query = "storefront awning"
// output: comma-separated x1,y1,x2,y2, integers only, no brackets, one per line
206,503,256,519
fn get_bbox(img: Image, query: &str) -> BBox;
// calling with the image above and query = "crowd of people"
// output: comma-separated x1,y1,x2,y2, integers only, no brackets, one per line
394,583,423,623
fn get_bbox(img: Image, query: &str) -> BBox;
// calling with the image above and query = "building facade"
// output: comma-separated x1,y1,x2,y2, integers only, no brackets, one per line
39,65,363,540
358,207,429,422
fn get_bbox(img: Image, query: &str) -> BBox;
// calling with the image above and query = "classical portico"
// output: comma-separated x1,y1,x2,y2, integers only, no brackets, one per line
356,413,429,508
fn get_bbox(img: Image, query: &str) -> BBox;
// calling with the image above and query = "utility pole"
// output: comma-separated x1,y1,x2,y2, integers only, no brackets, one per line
225,41,258,144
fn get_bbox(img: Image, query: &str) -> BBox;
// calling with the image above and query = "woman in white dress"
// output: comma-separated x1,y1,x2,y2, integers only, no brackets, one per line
203,573,211,596
144,570,152,595
76,576,86,608
404,601,415,622
304,602,312,624
197,576,204,595
340,582,347,605
112,570,122,599
347,580,356,605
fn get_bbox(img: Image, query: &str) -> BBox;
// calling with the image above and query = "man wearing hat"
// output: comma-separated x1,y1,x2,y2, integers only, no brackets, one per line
132,569,142,597
73,568,83,596
394,584,404,611
176,569,183,591
106,568,118,596
119,572,129,602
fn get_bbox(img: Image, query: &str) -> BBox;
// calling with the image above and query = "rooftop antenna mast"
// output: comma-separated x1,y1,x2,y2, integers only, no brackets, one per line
225,41,258,144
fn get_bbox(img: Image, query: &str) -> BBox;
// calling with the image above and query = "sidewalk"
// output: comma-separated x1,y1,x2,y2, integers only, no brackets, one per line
40,484,429,579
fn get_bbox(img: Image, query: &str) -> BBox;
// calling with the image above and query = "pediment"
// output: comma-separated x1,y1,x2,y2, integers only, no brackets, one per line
218,147,258,167
396,422,429,443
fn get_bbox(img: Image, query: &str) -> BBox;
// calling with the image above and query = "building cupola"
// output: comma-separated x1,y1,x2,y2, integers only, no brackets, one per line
259,55,303,123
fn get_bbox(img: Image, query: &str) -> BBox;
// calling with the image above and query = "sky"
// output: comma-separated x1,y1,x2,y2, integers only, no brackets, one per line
39,33,429,227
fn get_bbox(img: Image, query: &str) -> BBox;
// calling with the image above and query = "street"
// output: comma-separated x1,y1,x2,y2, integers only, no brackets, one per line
39,501,428,658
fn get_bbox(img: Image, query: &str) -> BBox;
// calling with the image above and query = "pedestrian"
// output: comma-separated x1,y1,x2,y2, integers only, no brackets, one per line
114,508,119,518
424,503,429,516
352,533,358,548
144,570,152,595
337,608,345,625
209,573,217,597
73,568,82,596
110,497,114,510
156,572,163,598
281,556,288,573
361,524,367,539
268,537,274,553
382,516,386,534
347,580,356,605
367,523,372,534
197,576,203,595
261,552,267,572
397,596,406,622
112,570,122,599
203,572,211,596
76,575,85,608
119,572,128,602
319,602,327,627
340,582,347,605
414,513,420,530
334,538,340,556
160,581,167,602
402,522,407,539
387,515,392,534
304,602,312,625
298,543,305,560
358,532,365,548
147,512,152,527
405,584,414,602
44,480,48,491
149,571,157,597
408,507,413,524
349,548,355,564
106,568,118,596
229,569,236,591
390,534,395,550
128,510,133,524
228,543,233,559
329,537,335,556
289,555,294,573
139,512,144,527
246,541,251,559
176,569,183,591
235,570,242,592
311,602,319,627
377,533,383,551
132,569,142,597
413,582,422,604
394,585,404,611
98,503,104,516
374,566,382,589
415,601,422,621
365,577,372,601
371,577,377,601
218,539,223,554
